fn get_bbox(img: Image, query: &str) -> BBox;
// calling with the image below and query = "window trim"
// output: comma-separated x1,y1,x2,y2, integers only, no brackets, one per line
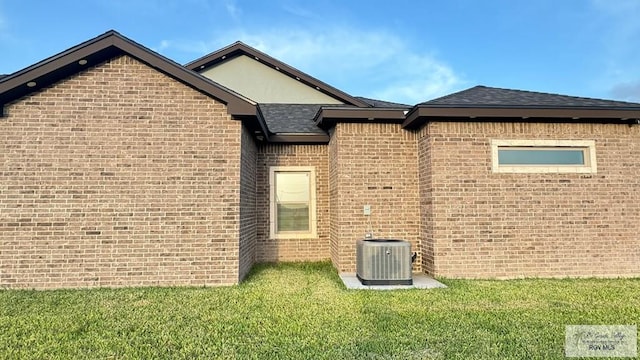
269,166,317,239
491,139,597,174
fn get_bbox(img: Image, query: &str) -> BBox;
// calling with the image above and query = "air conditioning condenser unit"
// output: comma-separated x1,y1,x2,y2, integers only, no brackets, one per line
356,239,413,285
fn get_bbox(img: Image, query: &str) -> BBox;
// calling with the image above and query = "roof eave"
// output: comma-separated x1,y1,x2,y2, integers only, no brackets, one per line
402,106,640,129
0,32,119,106
254,104,278,141
268,133,330,144
315,107,408,128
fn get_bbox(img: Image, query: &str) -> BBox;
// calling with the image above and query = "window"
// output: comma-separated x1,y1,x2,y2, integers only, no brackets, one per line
498,148,586,165
269,166,317,239
491,139,597,173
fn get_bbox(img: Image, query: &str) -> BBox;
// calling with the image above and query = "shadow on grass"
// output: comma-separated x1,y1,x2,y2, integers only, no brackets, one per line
242,261,345,288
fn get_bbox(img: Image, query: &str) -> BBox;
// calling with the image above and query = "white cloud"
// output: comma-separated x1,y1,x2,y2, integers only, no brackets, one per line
280,4,317,20
249,29,466,104
165,27,465,104
224,0,241,20
611,81,640,102
373,54,463,105
228,29,403,72
589,0,640,100
153,39,210,59
156,40,171,52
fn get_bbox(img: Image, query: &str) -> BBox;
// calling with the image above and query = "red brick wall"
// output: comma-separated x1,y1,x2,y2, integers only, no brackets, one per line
421,121,640,278
255,144,330,262
329,123,421,273
0,55,244,288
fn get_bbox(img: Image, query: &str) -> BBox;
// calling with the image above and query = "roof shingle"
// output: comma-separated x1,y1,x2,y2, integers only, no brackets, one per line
258,96,410,134
355,96,410,108
421,85,640,109
258,104,329,134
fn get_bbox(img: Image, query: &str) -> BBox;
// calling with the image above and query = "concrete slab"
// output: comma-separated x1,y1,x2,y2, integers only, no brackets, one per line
339,273,447,290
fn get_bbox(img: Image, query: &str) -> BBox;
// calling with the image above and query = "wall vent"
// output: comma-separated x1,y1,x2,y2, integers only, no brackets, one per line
356,239,412,285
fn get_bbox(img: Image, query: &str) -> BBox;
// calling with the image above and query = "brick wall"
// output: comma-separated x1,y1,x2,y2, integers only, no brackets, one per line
329,129,340,268
329,123,421,273
239,125,257,280
255,144,330,262
421,121,640,278
4,53,636,288
418,124,435,274
0,55,244,289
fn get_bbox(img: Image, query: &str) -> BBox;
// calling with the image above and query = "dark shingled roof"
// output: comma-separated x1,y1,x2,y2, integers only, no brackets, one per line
355,96,410,108
0,75,7,80
258,96,409,134
422,85,640,109
258,104,330,134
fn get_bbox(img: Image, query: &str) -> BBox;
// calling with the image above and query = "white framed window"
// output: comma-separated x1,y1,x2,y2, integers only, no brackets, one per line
269,166,317,239
491,139,597,173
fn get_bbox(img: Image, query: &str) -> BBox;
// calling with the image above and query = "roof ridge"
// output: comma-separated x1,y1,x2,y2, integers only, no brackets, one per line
419,85,484,104
420,85,640,108
479,85,640,105
354,96,411,108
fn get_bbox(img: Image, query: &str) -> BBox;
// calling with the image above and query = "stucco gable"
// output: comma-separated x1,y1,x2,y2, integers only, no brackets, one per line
186,41,370,107
200,55,344,104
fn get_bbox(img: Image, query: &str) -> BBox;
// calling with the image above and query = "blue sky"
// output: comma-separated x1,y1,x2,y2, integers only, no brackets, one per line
1,0,639,105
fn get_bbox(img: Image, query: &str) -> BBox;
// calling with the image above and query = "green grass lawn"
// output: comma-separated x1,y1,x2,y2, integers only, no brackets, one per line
1,262,639,359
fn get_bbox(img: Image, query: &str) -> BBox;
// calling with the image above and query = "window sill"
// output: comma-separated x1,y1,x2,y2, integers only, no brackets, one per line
493,166,597,174
270,232,318,240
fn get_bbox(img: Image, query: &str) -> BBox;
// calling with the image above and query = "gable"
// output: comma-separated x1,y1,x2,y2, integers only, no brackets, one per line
0,31,256,118
6,54,224,116
200,55,343,104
